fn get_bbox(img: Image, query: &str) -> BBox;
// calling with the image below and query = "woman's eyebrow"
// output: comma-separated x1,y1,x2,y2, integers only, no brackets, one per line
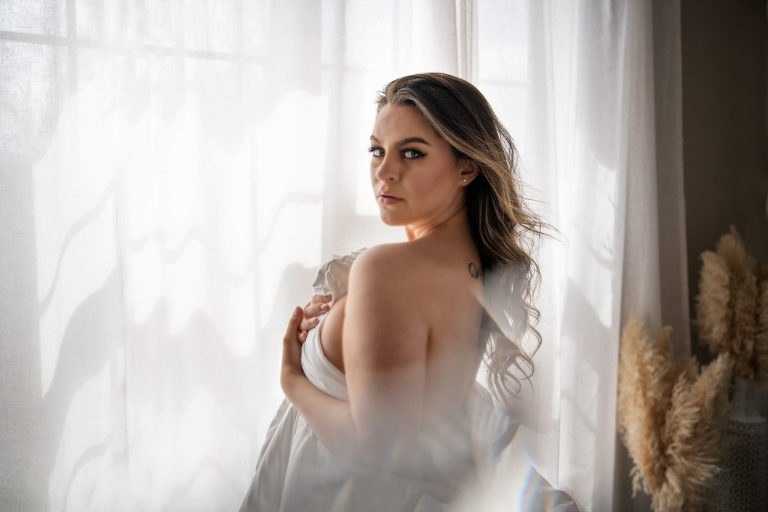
369,135,431,146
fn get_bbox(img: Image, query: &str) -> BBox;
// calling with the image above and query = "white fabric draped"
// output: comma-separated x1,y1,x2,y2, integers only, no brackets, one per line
0,1,685,510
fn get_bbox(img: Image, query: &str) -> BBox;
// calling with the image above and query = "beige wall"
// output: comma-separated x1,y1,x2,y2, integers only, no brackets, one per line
682,0,767,360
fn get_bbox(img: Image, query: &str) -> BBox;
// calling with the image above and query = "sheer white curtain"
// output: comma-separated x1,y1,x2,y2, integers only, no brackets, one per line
0,0,684,510
495,1,688,511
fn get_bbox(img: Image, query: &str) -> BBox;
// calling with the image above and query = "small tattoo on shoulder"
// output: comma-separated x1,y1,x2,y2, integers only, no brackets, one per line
468,262,482,279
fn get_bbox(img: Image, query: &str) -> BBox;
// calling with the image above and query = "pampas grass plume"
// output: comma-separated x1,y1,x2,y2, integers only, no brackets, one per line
618,315,732,512
696,226,766,381
656,353,731,512
618,315,672,493
696,251,730,354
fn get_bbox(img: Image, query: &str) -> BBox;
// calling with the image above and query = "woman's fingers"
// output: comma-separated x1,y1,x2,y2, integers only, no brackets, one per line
299,317,321,332
303,303,327,318
300,294,332,331
304,295,331,317
281,307,306,391
304,295,332,317
283,307,303,342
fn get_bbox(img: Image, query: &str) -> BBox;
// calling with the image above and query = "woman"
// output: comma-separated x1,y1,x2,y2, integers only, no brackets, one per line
240,73,544,511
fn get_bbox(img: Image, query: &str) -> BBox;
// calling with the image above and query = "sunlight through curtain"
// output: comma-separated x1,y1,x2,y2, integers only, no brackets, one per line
0,1,685,510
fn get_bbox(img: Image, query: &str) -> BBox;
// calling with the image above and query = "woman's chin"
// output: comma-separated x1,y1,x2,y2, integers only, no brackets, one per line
378,213,405,227
380,217,399,226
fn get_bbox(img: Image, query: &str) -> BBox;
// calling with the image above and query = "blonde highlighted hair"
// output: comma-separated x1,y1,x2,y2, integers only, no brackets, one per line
376,73,547,405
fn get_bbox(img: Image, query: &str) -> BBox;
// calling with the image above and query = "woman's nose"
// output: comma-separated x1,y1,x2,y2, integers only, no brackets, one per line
373,153,398,182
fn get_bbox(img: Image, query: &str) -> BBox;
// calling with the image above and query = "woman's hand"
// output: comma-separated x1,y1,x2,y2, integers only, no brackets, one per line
298,294,333,342
281,307,306,396
281,295,332,396
278,305,361,460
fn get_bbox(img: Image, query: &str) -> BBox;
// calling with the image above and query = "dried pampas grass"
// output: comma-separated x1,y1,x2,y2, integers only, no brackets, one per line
696,226,768,381
696,251,731,354
757,266,768,381
618,314,732,512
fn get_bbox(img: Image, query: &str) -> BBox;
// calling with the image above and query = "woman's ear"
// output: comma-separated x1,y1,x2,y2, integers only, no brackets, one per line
459,159,480,185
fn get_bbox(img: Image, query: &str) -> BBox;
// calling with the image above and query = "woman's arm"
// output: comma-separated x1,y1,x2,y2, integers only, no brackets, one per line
342,246,428,460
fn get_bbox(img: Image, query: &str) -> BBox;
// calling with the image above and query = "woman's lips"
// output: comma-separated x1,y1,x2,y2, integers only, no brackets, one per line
378,194,403,205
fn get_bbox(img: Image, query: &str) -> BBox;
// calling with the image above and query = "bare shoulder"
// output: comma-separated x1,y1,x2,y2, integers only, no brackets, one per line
344,243,430,366
350,243,433,294
353,243,417,270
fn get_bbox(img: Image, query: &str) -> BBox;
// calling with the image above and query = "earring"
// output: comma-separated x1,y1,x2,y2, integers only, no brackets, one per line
463,178,468,183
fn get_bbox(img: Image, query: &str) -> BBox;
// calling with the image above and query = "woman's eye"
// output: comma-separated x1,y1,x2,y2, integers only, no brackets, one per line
368,146,384,158
402,149,424,159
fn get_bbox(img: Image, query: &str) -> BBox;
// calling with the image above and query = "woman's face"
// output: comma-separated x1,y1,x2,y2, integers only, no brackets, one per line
369,103,469,232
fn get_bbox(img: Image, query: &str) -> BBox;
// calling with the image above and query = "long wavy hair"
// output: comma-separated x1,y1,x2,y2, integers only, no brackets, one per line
376,73,547,406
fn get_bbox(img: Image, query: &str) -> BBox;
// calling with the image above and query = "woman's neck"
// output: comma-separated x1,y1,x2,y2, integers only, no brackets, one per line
404,205,474,244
